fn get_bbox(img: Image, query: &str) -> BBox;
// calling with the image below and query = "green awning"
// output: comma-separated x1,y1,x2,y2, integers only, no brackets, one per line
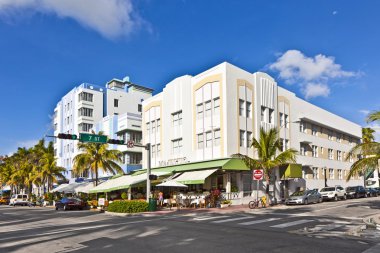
280,164,302,179
133,158,250,176
173,169,218,185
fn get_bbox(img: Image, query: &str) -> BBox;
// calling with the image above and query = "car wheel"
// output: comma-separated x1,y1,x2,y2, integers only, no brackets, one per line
55,206,58,211
318,197,322,203
334,195,338,201
304,199,308,205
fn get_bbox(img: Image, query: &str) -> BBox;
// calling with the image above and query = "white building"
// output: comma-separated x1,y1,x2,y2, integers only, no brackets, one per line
142,62,363,200
53,77,152,179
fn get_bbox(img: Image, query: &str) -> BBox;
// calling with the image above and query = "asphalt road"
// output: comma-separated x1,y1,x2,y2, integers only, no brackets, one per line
0,197,379,253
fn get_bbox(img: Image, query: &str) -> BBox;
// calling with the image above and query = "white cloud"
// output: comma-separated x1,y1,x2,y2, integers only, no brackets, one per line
269,50,360,99
333,11,338,15
303,83,330,100
0,0,143,39
359,110,370,115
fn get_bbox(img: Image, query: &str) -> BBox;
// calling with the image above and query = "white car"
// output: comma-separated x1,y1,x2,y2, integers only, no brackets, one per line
9,194,29,206
319,186,347,201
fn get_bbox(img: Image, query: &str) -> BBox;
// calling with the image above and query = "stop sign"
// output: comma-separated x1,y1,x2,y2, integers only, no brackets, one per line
253,169,264,180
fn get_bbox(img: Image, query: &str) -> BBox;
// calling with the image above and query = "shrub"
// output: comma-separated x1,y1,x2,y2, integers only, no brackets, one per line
108,200,148,213
121,192,128,200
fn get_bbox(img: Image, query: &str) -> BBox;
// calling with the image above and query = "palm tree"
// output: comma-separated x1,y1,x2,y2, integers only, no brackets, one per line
73,131,123,186
346,110,380,181
232,127,298,202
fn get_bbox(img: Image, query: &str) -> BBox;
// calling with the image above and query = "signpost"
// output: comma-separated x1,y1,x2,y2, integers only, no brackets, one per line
253,169,264,203
79,133,108,144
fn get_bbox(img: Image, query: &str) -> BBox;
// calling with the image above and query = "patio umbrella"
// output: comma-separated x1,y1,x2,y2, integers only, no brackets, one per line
156,180,188,188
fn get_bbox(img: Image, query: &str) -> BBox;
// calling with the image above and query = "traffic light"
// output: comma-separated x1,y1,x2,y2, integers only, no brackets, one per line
57,133,77,140
108,139,124,145
149,174,158,180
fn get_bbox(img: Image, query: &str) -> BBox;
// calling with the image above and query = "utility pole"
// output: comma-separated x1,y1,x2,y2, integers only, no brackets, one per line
146,143,151,202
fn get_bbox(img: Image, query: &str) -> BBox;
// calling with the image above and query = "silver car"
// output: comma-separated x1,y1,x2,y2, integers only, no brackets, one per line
285,190,323,205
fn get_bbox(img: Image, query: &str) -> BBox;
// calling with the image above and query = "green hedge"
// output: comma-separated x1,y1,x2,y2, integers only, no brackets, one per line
107,200,148,213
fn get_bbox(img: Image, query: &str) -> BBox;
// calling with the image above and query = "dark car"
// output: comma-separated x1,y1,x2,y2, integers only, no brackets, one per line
345,186,367,199
55,197,86,211
285,189,322,205
365,188,379,197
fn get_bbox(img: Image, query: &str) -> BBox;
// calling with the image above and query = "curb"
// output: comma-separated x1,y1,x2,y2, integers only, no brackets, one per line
363,214,380,230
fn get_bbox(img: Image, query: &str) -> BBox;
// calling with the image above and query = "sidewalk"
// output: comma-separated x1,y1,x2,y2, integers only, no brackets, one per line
364,213,380,230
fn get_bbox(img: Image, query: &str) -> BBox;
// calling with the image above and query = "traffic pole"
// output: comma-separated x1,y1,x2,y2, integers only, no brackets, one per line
146,143,151,203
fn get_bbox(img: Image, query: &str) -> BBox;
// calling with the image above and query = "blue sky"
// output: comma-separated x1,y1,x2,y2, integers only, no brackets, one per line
0,0,379,155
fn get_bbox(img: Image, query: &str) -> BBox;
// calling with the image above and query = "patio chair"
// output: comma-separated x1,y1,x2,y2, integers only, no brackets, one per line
199,198,206,208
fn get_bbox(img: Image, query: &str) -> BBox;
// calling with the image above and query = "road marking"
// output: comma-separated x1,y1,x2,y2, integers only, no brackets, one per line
271,219,314,228
239,218,281,225
211,217,253,223
308,224,344,232
193,215,230,221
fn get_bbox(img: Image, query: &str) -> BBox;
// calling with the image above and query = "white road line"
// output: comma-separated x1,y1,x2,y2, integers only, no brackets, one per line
239,218,281,225
211,217,253,223
309,224,344,232
271,219,314,228
193,215,230,221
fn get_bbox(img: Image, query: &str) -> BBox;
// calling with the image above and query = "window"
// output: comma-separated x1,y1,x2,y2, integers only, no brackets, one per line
279,113,284,127
328,149,334,160
214,129,221,146
328,130,333,140
125,153,142,164
239,99,245,116
213,97,220,115
338,169,343,180
299,121,305,133
206,131,213,147
240,130,245,147
114,99,119,107
337,150,342,161
157,119,160,132
197,103,203,119
151,145,155,158
285,139,289,151
172,111,182,126
284,114,289,128
329,169,334,179
269,109,274,124
261,106,266,121
320,147,324,155
138,104,142,112
300,144,306,156
247,131,252,147
157,144,161,156
312,125,318,136
246,102,252,118
205,100,212,117
151,121,156,133
172,138,183,154
146,122,150,133
78,123,93,132
78,107,93,117
312,167,319,179
78,92,93,102
312,145,318,157
336,133,342,142
197,133,204,149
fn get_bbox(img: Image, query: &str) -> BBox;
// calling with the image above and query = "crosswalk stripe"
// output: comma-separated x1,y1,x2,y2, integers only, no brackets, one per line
211,217,253,223
270,219,314,228
238,218,281,225
193,215,230,221
309,224,344,232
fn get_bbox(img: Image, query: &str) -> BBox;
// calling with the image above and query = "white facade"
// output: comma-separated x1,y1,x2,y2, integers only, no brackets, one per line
142,62,363,197
54,78,152,179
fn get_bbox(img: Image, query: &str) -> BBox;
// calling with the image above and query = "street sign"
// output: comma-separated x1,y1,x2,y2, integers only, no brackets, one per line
126,140,134,148
253,169,264,180
79,133,108,144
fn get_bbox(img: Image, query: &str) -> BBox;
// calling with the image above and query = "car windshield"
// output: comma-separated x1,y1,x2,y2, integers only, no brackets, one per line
291,191,306,196
320,187,335,192
346,187,356,191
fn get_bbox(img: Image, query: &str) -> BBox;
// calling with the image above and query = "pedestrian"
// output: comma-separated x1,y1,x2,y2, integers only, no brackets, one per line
158,191,164,207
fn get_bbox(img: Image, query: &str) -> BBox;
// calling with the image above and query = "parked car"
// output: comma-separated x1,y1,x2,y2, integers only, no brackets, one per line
285,189,322,205
365,188,379,197
319,186,347,201
345,186,367,199
55,197,86,211
9,194,29,206
0,197,10,205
